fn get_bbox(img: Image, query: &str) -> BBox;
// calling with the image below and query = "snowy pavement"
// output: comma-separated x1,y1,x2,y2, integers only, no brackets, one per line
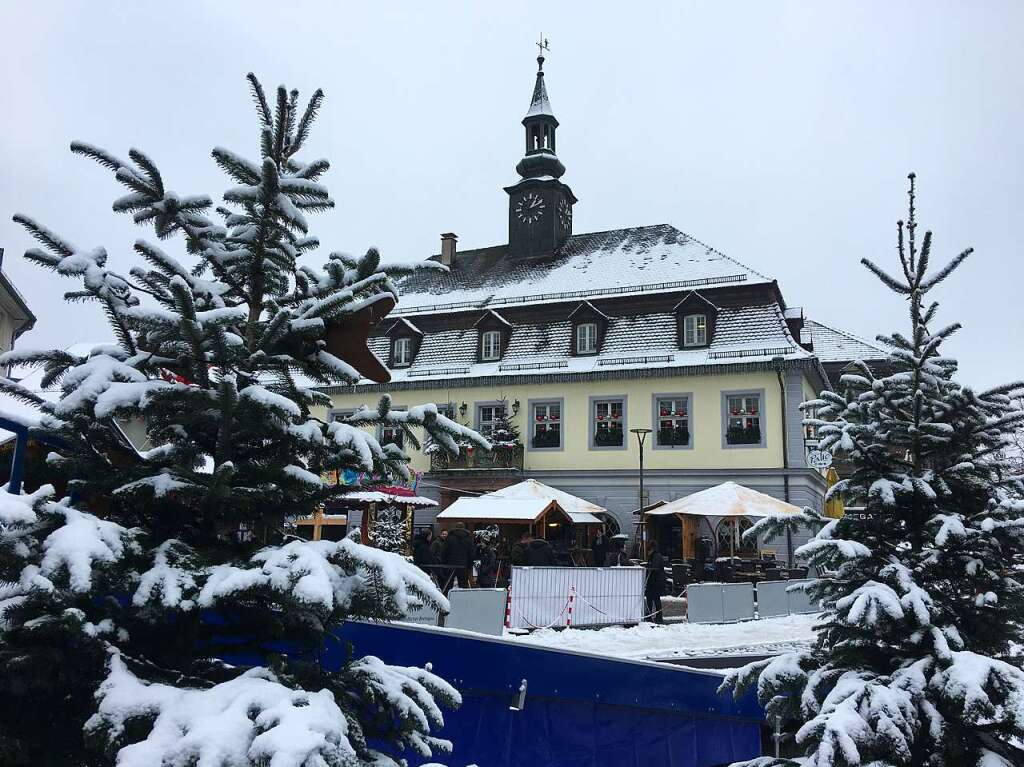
506,613,820,662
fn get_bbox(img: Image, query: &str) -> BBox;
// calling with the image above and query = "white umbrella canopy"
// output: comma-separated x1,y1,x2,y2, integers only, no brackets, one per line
644,481,802,527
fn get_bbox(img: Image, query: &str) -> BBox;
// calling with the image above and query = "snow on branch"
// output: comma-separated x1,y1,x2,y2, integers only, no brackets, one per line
88,653,358,767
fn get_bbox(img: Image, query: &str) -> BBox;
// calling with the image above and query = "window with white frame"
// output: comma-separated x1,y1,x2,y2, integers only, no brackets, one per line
379,422,405,450
477,403,505,439
656,396,690,447
392,337,412,367
481,330,502,361
328,408,355,422
725,393,762,446
531,401,562,449
683,314,707,347
592,398,624,447
803,403,819,444
576,322,598,354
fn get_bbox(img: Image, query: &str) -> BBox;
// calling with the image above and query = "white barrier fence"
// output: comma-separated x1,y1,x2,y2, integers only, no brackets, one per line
686,579,817,624
507,566,645,630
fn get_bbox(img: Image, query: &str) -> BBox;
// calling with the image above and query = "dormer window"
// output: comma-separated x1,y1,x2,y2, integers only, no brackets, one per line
481,330,502,361
474,310,512,363
392,337,412,367
568,301,609,357
384,318,423,370
576,322,598,354
683,314,707,347
674,291,718,350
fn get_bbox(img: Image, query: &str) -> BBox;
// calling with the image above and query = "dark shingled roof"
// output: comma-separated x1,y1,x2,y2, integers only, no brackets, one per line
390,224,772,316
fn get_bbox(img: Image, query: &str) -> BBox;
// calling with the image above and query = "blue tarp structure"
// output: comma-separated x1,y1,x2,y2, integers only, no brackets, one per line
338,621,765,767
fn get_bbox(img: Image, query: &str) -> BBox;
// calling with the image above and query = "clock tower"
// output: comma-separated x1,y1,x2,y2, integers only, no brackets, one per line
504,45,577,258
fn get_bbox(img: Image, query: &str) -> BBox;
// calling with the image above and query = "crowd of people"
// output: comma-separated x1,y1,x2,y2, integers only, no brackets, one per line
410,523,668,623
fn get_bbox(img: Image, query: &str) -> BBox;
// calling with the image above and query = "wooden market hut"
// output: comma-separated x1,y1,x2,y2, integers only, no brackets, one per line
643,481,803,564
294,487,437,547
482,479,607,554
436,497,573,539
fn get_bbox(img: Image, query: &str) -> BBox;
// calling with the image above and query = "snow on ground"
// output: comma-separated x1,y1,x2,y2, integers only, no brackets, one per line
507,613,820,662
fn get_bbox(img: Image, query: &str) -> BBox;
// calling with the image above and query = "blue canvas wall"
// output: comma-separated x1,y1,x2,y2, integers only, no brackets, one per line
337,621,765,767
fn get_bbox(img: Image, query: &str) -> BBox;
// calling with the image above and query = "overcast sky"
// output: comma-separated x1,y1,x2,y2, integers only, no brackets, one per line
1,1,1021,388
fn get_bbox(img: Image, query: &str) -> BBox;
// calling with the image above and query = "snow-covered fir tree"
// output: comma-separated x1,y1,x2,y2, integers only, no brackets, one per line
488,400,521,460
369,506,408,555
724,175,1024,767
0,74,488,767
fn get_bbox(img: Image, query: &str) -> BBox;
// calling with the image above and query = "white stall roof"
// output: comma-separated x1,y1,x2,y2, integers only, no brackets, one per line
483,479,604,524
436,497,566,524
644,481,802,520
342,490,438,507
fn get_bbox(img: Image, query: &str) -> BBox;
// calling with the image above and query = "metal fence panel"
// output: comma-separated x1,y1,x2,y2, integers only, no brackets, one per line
755,580,791,618
446,588,507,636
786,579,816,614
685,583,726,624
722,583,755,622
508,567,644,629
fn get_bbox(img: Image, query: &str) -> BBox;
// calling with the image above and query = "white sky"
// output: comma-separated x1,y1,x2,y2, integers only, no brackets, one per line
1,1,1021,388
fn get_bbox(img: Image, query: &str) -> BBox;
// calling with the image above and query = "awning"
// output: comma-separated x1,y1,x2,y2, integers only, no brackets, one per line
436,497,572,525
482,479,605,524
643,481,802,523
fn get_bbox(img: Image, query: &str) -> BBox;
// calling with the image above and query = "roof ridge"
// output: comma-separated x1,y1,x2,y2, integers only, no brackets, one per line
807,318,889,354
666,226,775,284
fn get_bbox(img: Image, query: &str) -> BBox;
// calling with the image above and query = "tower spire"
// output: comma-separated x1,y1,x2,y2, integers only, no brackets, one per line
527,35,554,119
504,40,576,258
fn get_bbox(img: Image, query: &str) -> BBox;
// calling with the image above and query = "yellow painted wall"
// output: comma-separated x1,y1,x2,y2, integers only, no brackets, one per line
321,371,817,473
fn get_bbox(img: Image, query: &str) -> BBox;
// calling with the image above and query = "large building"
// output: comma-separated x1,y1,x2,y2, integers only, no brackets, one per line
0,248,35,375
319,53,887,536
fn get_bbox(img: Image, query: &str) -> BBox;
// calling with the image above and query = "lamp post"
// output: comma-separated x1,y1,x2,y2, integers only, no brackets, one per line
630,427,652,554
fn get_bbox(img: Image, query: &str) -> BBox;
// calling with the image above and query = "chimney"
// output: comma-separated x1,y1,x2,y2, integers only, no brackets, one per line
784,306,810,350
440,233,457,267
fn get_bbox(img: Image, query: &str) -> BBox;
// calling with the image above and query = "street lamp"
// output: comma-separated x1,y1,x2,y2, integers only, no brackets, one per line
630,427,652,554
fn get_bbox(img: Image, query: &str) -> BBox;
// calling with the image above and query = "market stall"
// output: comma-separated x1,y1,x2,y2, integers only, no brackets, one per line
482,479,607,562
294,486,437,549
436,497,572,536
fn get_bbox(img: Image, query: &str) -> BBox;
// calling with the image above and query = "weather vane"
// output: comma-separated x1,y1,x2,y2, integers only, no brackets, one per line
536,34,550,58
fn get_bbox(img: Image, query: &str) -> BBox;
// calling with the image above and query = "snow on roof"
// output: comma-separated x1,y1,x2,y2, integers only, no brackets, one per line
436,497,565,523
483,479,605,524
391,225,773,316
804,319,888,363
341,490,437,507
362,299,812,385
645,482,802,519
526,66,554,118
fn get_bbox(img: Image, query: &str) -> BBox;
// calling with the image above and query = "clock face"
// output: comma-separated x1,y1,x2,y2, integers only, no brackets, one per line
558,198,572,229
515,192,545,224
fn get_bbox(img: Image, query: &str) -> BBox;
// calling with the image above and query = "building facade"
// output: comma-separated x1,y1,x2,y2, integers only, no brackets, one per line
319,54,884,537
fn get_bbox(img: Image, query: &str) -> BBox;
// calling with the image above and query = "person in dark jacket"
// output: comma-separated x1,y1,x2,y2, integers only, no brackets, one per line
592,529,609,567
443,523,474,589
510,530,531,566
430,529,447,564
476,538,498,588
645,540,666,623
413,528,435,566
522,536,557,566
